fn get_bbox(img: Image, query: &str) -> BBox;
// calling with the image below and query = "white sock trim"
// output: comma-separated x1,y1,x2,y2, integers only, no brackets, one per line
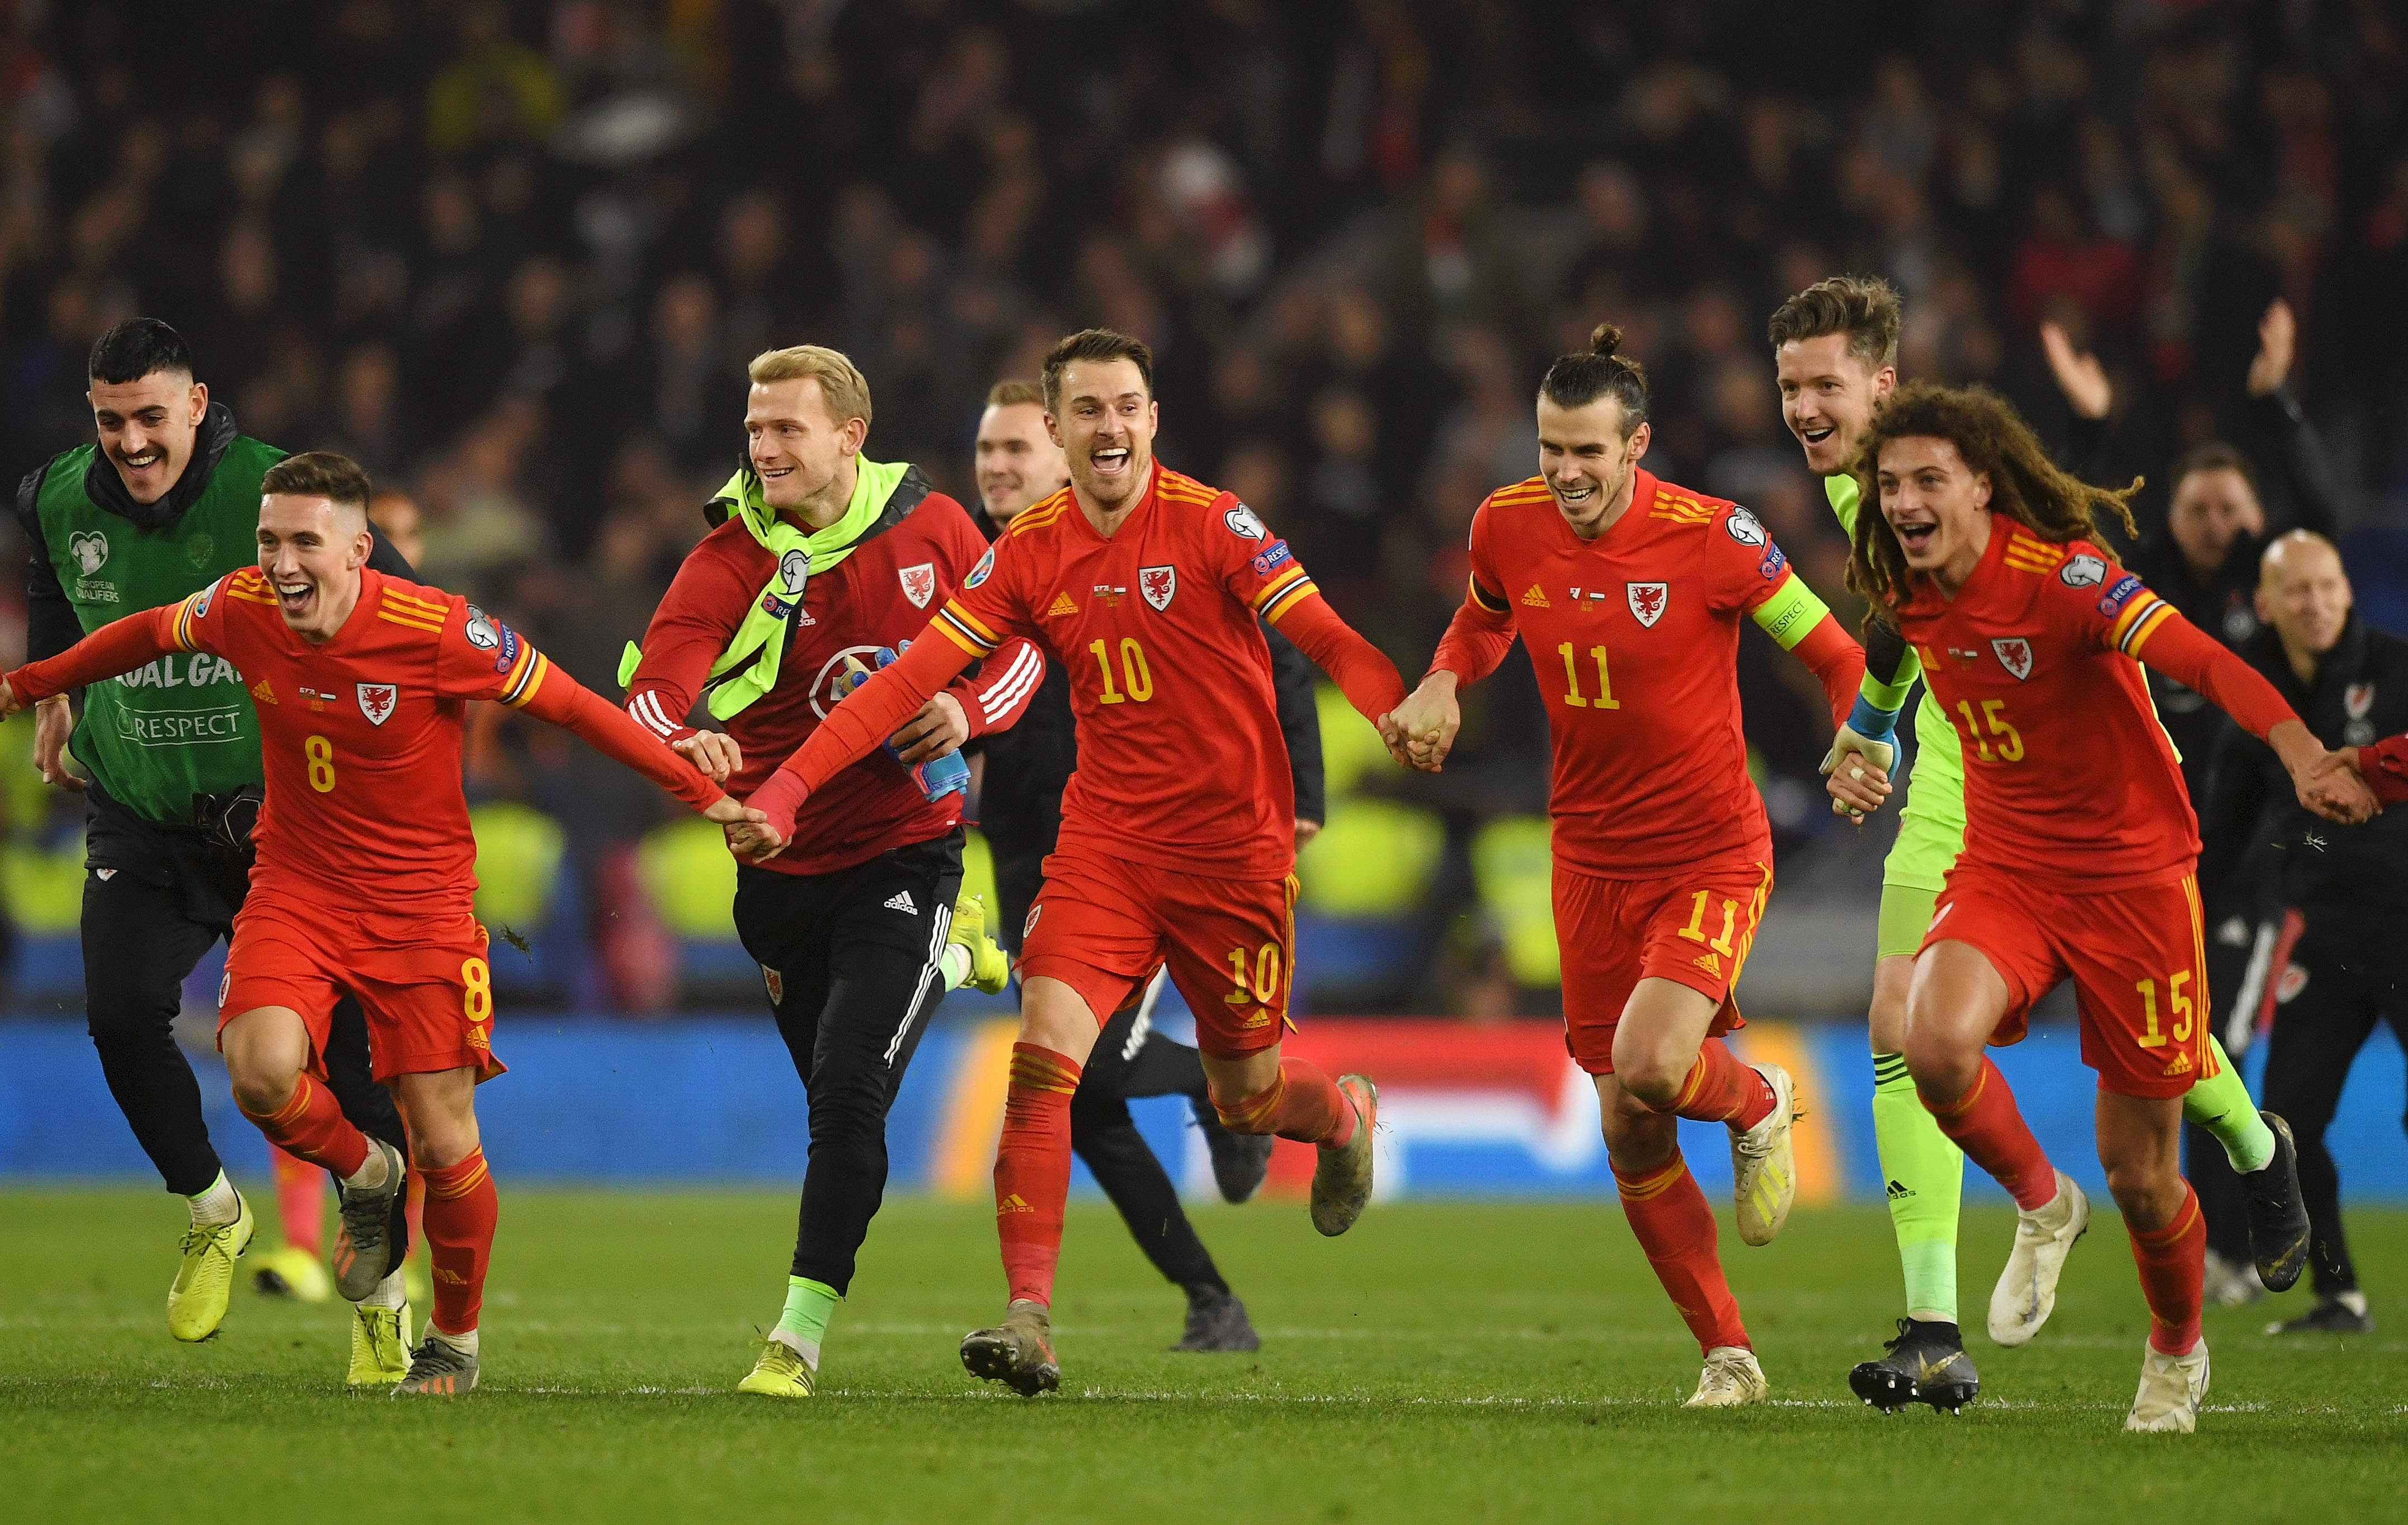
361,1268,407,1310
940,945,972,991
342,1145,390,1194
429,1325,478,1356
187,1171,242,1227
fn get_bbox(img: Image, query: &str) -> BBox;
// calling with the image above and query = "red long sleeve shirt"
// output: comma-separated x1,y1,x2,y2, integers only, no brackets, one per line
624,490,1041,876
6,567,723,911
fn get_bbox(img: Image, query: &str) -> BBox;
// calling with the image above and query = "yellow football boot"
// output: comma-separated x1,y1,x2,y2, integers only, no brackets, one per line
736,1337,817,1398
167,1192,255,1341
949,892,1011,994
347,1301,413,1388
252,1242,333,1303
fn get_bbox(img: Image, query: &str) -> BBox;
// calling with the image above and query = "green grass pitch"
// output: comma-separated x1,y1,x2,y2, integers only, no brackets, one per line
4,1189,2403,1523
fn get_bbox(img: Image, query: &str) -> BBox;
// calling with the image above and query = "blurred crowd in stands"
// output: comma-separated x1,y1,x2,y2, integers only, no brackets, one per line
1,0,2404,1011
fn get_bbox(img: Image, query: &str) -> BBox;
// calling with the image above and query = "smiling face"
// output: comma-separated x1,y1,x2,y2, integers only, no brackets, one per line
2255,533,2352,661
1049,357,1157,516
89,370,208,505
1535,394,1649,538
974,401,1068,523
1876,435,1993,590
1775,333,1895,477
257,492,373,642
745,376,865,520
2168,465,2263,580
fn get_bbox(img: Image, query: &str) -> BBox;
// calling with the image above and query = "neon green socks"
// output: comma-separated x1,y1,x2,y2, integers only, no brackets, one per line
1872,1053,1964,1321
2184,1036,2275,1173
775,1275,840,1369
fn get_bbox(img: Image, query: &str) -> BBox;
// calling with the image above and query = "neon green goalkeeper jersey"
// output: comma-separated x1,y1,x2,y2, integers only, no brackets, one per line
1825,473,1965,889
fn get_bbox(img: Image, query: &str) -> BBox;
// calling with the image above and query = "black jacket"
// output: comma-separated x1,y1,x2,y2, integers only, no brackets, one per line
2072,387,2340,803
17,403,416,663
2197,612,2408,931
968,501,1325,862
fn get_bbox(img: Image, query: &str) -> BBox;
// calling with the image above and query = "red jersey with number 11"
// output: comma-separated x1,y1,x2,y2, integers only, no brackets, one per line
1432,470,1805,877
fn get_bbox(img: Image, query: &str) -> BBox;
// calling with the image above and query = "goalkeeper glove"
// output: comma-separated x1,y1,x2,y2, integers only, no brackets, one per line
1820,695,1901,819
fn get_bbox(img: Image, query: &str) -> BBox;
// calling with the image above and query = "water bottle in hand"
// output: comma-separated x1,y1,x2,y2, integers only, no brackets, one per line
837,646,969,801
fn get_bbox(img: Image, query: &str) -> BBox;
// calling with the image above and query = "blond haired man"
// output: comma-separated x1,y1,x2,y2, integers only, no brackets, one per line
620,345,1043,1396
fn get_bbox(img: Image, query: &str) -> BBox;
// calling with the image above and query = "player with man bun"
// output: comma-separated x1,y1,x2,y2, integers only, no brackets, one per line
1387,324,1872,1408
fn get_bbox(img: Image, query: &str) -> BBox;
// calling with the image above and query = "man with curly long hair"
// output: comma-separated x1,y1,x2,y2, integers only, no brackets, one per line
1827,382,2373,1433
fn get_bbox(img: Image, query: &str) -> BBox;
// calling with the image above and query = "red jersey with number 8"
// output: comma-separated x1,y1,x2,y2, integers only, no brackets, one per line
162,566,563,910
1892,525,2195,892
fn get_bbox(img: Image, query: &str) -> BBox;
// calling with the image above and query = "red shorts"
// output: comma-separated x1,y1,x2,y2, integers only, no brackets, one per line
1555,858,1769,1074
1019,848,1298,1060
218,890,503,1085
1921,869,2212,1099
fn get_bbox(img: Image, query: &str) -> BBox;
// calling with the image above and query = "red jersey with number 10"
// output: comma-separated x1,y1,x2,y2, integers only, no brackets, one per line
1432,470,1802,877
929,462,1316,879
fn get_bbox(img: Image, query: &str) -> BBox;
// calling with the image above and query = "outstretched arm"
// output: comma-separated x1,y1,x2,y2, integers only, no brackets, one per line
738,628,976,855
517,663,737,818
1392,579,1516,771
2131,606,2374,823
1,602,182,712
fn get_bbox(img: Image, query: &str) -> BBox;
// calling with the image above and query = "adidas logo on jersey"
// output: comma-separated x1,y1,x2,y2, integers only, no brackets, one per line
1692,951,1723,977
250,679,276,704
1044,592,1078,618
1521,584,1551,608
2161,1050,2194,1078
883,890,917,915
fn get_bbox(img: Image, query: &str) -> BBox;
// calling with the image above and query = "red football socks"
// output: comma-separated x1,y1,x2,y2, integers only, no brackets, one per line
1658,1041,1776,1129
2129,1184,2207,1355
1213,1058,1356,1147
1920,1056,2057,1210
419,1149,497,1336
270,1144,325,1258
1614,1151,1748,1353
237,1072,370,1180
995,1043,1081,1307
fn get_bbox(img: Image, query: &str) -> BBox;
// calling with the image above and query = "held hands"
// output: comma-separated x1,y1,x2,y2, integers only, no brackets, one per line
2297,746,2380,825
672,729,742,785
1820,723,1897,825
719,806,789,862
1382,673,1461,772
890,692,969,764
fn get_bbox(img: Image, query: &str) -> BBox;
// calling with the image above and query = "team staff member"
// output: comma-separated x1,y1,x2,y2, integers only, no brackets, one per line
970,380,1325,1354
2198,532,2408,1336
2039,300,2339,1297
621,346,1034,1399
15,319,416,1368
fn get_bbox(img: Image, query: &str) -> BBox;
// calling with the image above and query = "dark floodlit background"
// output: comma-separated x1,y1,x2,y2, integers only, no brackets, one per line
0,0,2403,1025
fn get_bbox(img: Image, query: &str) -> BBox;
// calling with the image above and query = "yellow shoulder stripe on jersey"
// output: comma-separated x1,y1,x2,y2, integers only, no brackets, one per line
1158,476,1216,505
1467,575,1510,615
381,587,448,615
2002,531,2067,573
1259,569,1319,623
2114,592,2175,655
377,607,446,633
499,646,547,707
935,601,1001,655
224,572,280,607
1009,496,1072,536
1648,488,1714,524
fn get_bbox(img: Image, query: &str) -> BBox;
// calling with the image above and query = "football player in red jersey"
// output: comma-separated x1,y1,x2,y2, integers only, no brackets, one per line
1,453,758,1395
1825,383,2373,1432
726,328,1412,1395
1386,324,1872,1408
